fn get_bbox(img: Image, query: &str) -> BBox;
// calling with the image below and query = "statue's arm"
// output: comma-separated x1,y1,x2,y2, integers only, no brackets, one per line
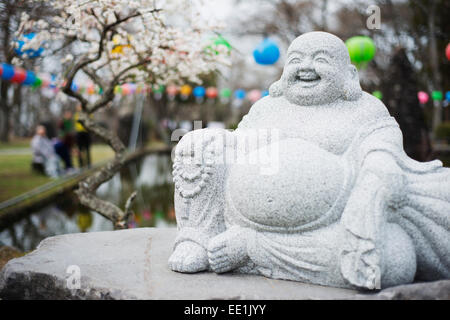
340,124,406,289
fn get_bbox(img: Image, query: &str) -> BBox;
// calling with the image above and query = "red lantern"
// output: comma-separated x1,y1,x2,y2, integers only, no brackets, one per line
206,87,218,99
10,67,27,84
0,64,3,77
446,43,450,61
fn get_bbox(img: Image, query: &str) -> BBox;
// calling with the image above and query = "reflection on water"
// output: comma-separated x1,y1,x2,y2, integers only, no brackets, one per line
0,154,176,251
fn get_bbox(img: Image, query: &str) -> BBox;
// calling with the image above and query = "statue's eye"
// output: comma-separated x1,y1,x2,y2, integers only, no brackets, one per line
289,58,301,64
315,57,328,63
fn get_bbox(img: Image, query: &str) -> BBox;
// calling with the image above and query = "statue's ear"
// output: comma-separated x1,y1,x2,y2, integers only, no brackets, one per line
269,80,283,97
342,65,362,101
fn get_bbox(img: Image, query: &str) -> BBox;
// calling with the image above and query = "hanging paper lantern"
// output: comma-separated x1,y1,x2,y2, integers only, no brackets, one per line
87,83,95,95
261,90,269,98
152,84,164,100
10,67,27,84
23,71,37,86
49,75,57,89
14,33,44,58
206,87,218,99
253,38,280,65
193,86,206,98
234,89,246,100
180,84,192,96
166,85,178,96
114,85,122,95
151,84,164,94
446,43,450,61
32,77,42,88
345,36,376,68
445,91,450,102
70,82,78,92
41,75,51,88
431,91,443,101
247,89,262,103
0,63,15,80
206,35,232,55
220,88,232,98
417,91,429,104
128,83,137,94
121,83,131,95
372,90,383,99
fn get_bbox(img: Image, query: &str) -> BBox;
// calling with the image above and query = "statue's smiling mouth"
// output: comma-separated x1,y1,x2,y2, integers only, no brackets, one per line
294,73,321,87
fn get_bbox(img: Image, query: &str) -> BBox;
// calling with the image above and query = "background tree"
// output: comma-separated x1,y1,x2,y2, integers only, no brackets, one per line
15,0,229,229
0,0,55,142
381,48,433,161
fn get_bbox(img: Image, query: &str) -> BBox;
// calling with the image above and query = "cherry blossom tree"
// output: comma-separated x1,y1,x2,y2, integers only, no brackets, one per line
14,0,229,229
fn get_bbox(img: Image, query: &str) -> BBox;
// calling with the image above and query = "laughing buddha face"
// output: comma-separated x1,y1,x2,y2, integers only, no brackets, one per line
278,32,361,106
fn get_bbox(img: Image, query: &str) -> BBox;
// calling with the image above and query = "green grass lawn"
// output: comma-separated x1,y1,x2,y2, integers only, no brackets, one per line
0,138,32,150
0,143,114,203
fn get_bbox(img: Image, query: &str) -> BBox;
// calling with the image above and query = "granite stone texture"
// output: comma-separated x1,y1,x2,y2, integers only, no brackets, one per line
169,31,450,290
1,228,448,300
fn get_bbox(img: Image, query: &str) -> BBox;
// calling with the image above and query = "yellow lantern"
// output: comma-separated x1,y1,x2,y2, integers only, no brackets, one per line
180,84,192,96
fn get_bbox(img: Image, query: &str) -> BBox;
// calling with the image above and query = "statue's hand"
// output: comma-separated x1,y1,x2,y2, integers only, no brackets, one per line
207,226,254,273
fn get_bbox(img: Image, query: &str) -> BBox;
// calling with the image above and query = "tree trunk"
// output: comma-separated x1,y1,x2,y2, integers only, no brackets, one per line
0,80,11,142
428,0,443,137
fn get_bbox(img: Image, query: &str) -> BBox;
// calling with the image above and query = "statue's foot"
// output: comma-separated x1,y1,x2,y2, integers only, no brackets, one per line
207,226,253,274
168,241,209,273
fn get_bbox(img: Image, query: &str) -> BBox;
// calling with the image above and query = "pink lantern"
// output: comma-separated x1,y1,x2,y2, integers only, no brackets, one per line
42,76,51,88
166,85,178,96
247,89,262,103
121,83,131,95
417,91,429,104
446,43,450,61
206,87,218,99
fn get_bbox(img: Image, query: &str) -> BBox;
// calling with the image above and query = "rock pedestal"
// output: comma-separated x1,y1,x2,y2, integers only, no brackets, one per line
0,228,448,300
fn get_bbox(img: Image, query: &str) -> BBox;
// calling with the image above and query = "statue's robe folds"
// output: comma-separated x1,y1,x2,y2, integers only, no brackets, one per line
172,94,450,289
227,116,450,289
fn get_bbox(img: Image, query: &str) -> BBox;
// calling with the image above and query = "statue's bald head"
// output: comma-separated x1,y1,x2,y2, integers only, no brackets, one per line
270,31,362,106
287,32,351,66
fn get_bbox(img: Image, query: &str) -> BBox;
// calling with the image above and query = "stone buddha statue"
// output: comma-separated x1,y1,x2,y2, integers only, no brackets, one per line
168,31,450,290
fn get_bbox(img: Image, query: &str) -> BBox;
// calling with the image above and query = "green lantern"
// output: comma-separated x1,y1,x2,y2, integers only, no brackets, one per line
220,88,232,98
114,85,122,95
372,90,383,99
206,35,232,55
432,91,443,101
152,84,165,94
345,36,376,68
32,77,42,88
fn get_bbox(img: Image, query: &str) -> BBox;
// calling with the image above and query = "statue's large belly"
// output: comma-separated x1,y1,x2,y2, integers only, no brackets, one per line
226,138,345,229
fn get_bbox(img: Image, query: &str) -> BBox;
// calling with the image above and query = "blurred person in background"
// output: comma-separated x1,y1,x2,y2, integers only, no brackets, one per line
30,125,61,177
57,109,75,171
74,104,92,168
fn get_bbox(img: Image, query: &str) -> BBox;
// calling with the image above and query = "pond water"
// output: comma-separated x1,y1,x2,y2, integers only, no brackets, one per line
0,154,176,252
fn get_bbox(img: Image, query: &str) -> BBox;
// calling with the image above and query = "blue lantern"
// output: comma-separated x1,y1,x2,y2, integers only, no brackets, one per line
193,86,206,98
22,71,37,85
234,89,246,100
253,38,280,65
70,83,78,92
0,63,15,80
261,90,269,97
446,91,450,102
14,33,44,58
